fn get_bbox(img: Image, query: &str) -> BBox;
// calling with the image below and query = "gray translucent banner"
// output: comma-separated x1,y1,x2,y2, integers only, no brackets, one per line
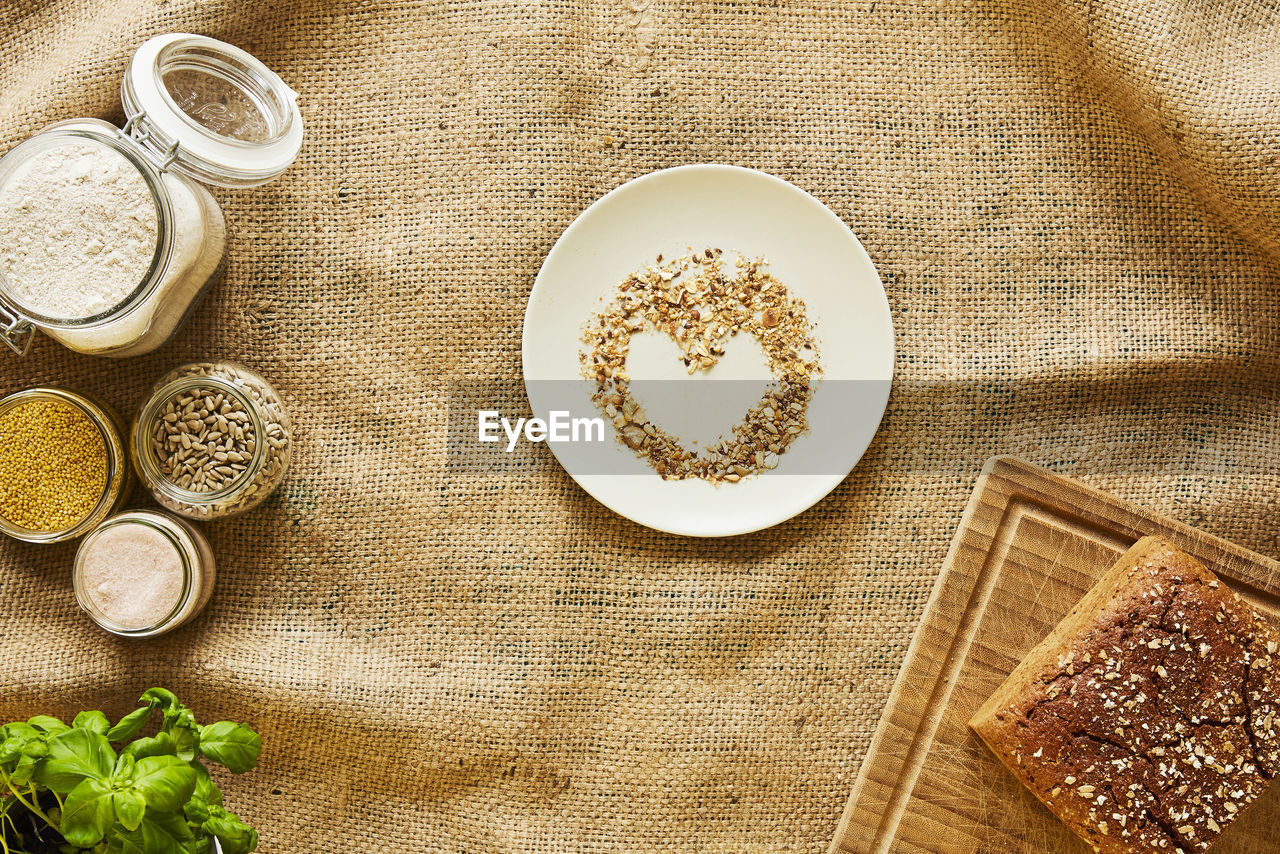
448,378,892,477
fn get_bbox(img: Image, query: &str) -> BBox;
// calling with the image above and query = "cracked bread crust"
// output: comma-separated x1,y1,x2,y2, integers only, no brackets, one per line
969,536,1280,854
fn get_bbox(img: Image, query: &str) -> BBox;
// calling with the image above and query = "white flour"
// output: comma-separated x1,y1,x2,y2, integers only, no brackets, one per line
0,140,158,320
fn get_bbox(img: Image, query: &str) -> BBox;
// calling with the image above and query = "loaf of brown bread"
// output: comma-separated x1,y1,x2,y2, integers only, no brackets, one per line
970,536,1280,853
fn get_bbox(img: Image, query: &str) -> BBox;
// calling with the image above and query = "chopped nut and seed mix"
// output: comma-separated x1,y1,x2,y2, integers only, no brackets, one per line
581,249,820,483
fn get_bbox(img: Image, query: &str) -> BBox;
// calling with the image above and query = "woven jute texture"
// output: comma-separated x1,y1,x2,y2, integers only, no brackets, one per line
0,1,1278,851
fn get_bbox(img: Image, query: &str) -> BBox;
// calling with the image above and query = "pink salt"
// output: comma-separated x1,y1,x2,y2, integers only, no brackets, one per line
80,523,183,630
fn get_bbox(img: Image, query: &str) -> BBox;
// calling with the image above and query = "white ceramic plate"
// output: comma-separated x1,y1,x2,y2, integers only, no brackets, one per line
522,165,893,537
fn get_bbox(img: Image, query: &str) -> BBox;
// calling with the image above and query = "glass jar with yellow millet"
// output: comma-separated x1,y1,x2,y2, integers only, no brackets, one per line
0,387,131,543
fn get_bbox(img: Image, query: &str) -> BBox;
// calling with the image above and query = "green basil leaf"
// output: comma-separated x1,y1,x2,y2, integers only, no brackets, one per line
139,689,179,714
11,751,36,786
196,723,261,774
60,777,116,847
132,756,197,812
203,808,258,854
182,792,210,826
113,752,136,782
190,760,212,799
34,728,115,793
0,741,21,764
2,729,46,775
170,723,199,763
3,723,38,743
113,812,194,854
189,761,224,808
20,737,49,760
123,731,178,761
0,723,38,763
28,715,70,735
73,711,110,735
108,706,154,742
113,787,147,832
158,703,196,742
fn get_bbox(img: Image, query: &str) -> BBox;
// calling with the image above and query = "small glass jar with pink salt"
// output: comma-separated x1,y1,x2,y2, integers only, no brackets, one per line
73,509,215,637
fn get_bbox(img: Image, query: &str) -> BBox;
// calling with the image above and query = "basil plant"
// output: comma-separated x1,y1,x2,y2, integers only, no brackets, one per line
0,689,260,854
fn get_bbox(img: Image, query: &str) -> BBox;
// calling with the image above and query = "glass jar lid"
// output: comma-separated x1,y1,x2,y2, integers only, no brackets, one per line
122,33,303,188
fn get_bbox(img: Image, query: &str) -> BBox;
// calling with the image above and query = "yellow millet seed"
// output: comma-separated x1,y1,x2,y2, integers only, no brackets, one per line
0,399,107,531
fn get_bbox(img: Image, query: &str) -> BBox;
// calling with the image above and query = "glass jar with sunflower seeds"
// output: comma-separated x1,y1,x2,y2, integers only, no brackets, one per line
131,361,291,520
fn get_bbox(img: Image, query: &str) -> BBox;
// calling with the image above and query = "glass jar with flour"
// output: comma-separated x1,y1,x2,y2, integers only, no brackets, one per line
0,34,303,357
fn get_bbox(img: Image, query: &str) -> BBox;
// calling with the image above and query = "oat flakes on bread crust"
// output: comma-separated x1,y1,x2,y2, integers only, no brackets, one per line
969,536,1280,854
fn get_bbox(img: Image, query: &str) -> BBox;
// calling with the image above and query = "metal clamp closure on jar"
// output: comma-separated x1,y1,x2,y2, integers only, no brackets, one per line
121,114,183,172
0,301,33,356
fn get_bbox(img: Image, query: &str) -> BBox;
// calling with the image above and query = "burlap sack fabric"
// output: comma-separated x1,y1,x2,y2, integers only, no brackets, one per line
0,0,1277,851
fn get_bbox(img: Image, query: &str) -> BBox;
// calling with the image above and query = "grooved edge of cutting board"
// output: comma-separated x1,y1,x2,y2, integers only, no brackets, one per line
830,455,1280,854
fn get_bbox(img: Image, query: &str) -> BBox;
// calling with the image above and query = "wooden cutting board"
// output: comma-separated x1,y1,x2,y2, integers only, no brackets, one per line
830,455,1280,854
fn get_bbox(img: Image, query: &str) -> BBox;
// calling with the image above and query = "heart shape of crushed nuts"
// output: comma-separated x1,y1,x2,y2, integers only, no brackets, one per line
581,249,820,483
